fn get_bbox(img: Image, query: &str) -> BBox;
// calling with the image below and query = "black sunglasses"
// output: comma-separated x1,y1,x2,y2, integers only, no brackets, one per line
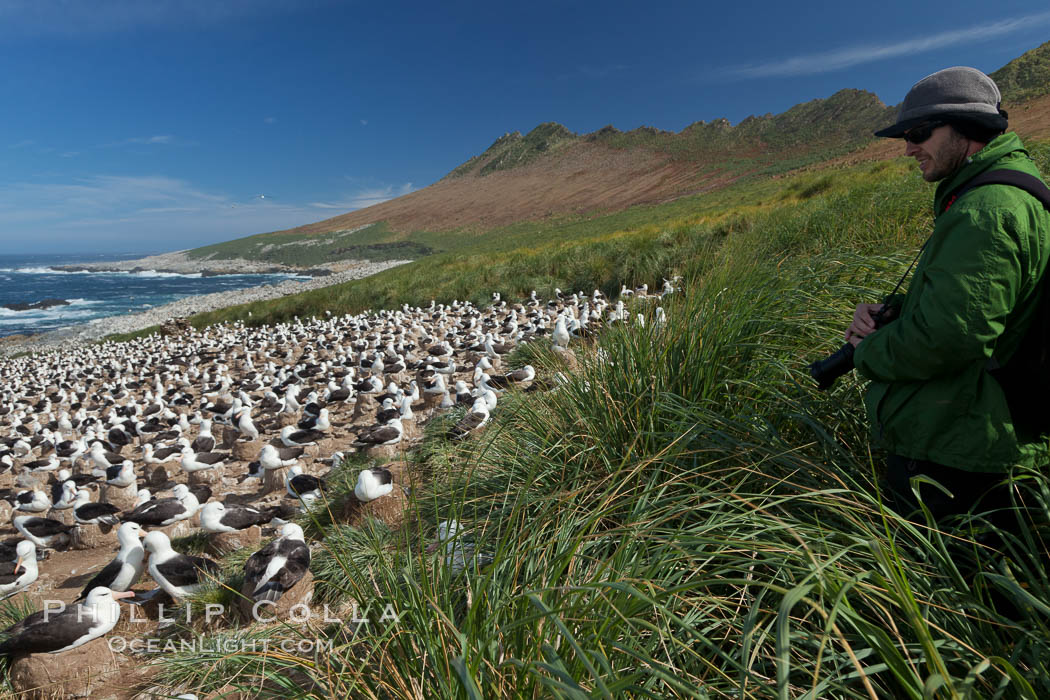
903,121,946,145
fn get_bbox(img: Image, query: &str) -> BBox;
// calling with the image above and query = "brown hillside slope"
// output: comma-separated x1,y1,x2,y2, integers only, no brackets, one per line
273,141,746,237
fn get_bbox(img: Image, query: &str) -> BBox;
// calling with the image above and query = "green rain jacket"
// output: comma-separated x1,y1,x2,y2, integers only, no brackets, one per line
854,132,1050,472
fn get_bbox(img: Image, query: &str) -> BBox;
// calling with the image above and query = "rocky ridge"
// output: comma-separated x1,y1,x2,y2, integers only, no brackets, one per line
49,249,327,276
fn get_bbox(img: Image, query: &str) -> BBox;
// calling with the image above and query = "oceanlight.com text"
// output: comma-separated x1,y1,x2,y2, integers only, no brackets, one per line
108,636,335,654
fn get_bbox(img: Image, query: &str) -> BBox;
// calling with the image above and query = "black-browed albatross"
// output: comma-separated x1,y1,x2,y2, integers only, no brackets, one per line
354,467,393,502
75,522,144,599
13,515,74,549
0,586,133,655
199,501,293,533
121,483,200,528
142,530,221,599
242,523,311,603
0,540,39,598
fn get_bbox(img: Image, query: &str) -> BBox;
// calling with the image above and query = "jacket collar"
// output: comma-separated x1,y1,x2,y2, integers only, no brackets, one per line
934,131,1028,214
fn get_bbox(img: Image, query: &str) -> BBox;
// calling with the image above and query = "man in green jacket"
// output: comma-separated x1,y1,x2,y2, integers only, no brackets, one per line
846,66,1050,526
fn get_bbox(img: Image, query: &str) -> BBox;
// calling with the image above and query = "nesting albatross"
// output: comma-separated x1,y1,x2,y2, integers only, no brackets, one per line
285,465,325,503
242,523,310,603
75,522,144,599
0,541,39,599
72,488,122,526
200,501,293,533
354,467,393,502
142,531,221,599
121,483,200,528
0,587,133,655
14,515,74,549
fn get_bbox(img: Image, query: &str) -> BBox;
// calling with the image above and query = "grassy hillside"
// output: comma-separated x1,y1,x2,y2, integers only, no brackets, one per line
448,90,892,180
184,221,432,266
993,40,1050,104
126,135,1050,698
184,90,897,265
171,158,919,331
153,137,1043,334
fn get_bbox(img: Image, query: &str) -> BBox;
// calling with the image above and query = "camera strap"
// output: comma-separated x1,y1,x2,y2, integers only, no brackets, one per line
884,239,929,303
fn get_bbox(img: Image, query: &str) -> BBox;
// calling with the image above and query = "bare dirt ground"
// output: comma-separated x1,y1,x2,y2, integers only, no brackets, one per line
276,142,751,237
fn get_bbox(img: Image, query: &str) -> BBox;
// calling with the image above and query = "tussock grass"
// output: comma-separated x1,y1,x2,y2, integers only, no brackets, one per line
148,138,1050,697
0,596,37,693
150,624,316,695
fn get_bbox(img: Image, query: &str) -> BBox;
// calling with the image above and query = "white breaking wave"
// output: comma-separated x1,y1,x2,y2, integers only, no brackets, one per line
13,266,92,275
0,307,98,323
5,265,306,280
10,266,207,279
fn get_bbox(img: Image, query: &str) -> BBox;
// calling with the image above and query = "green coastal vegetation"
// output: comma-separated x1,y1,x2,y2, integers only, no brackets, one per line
82,41,1050,697
100,138,1048,698
184,222,434,267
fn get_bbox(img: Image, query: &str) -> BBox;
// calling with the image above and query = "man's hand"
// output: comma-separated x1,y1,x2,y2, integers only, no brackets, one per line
845,303,884,346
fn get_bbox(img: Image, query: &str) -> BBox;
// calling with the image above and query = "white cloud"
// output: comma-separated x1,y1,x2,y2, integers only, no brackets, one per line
0,175,225,217
308,183,414,211
264,117,278,125
102,135,175,148
360,119,368,126
728,11,1050,78
136,206,209,214
0,174,416,251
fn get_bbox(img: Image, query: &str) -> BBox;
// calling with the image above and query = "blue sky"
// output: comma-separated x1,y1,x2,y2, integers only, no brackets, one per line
0,0,1047,254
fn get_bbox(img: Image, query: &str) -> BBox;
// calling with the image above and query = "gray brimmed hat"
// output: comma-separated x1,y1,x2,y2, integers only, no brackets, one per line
875,66,1008,138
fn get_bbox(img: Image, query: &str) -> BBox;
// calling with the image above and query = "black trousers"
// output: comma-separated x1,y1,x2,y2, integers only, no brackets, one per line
886,455,1050,621
885,454,1019,529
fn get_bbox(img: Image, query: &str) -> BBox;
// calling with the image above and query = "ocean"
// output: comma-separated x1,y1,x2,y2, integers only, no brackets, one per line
0,253,307,338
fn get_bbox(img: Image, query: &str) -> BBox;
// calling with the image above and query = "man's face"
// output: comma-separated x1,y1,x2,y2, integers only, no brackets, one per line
904,124,971,182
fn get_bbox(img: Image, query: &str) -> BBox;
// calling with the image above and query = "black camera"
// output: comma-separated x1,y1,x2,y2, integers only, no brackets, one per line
808,303,898,390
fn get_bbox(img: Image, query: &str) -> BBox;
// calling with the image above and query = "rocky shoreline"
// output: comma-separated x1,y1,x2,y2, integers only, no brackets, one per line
0,251,410,357
49,250,336,278
2,298,70,312
46,249,313,276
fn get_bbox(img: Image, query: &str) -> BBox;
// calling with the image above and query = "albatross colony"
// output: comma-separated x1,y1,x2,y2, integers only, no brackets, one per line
0,283,672,670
